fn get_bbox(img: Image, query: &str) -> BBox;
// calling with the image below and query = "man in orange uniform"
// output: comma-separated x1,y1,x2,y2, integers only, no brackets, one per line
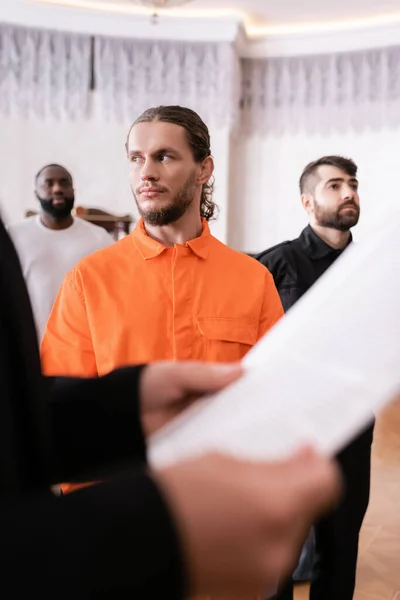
42,105,283,379
41,105,283,599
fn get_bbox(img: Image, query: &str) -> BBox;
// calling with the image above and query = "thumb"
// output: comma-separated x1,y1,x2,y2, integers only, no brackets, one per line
287,455,343,519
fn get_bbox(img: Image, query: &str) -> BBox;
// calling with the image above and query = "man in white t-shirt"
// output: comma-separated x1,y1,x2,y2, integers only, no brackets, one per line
7,164,113,340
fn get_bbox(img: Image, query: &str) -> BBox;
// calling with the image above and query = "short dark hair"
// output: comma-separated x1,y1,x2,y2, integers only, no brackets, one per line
128,105,217,221
35,164,73,185
299,156,358,194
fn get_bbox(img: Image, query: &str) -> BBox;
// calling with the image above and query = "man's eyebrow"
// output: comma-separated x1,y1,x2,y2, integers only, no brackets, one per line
42,176,71,183
154,146,180,155
324,177,358,185
128,147,180,156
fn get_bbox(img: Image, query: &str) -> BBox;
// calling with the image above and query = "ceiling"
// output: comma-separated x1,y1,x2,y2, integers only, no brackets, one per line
5,0,400,55
69,0,400,31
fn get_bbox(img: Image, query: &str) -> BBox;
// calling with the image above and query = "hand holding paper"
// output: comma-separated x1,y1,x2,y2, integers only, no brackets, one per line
149,212,400,468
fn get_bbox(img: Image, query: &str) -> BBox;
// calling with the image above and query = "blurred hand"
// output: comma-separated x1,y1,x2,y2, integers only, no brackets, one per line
155,449,342,599
139,361,242,437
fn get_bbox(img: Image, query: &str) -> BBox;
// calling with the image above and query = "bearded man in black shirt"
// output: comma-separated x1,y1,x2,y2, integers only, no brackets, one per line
257,156,374,600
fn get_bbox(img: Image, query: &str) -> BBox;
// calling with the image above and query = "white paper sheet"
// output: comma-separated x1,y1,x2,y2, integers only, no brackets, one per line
149,211,400,468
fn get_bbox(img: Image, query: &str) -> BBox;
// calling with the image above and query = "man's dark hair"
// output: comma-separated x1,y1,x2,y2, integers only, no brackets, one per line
129,105,217,221
35,164,73,185
299,156,358,194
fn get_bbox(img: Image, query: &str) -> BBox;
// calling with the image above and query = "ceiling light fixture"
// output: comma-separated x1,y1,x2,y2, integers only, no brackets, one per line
130,0,194,9
129,0,194,24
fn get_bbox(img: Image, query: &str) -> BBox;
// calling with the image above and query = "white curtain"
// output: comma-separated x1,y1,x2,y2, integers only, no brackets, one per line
94,36,241,128
3,22,400,136
0,25,91,119
241,47,400,135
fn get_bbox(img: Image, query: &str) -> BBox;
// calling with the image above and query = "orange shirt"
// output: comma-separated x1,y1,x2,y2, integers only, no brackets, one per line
41,219,283,377
41,221,283,600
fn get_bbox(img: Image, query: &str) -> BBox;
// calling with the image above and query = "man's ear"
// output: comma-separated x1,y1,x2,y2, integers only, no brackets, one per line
197,156,214,185
301,193,312,213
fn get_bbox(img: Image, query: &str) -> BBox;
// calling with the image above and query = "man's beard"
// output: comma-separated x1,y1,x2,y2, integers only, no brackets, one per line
133,172,196,227
38,196,75,219
314,200,360,232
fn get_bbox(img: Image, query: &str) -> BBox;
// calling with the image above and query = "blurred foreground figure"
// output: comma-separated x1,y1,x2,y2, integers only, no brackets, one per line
0,215,340,599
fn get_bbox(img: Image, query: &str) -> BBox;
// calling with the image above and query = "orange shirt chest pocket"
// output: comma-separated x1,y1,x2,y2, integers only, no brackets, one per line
197,318,258,363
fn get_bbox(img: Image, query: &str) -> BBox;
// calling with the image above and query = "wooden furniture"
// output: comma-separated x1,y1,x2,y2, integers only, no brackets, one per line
74,207,134,241
25,207,134,241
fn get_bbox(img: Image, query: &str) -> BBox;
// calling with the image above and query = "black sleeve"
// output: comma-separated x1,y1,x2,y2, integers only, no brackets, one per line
0,467,186,600
257,247,287,288
45,366,148,483
257,245,299,312
275,287,304,313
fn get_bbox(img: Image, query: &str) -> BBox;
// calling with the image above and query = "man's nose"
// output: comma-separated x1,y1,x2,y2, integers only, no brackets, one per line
342,185,355,200
52,183,64,195
141,160,159,181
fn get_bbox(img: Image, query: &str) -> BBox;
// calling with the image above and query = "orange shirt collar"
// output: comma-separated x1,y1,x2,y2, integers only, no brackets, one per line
132,218,211,260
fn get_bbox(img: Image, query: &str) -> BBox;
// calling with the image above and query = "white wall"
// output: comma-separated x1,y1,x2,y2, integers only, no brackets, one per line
0,95,231,242
0,97,135,225
2,102,400,252
229,126,400,253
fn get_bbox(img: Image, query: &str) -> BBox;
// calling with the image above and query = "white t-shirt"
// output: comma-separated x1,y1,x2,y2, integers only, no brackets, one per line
7,215,113,340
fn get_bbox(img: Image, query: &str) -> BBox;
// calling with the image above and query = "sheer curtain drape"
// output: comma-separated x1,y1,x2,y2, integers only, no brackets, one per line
94,36,241,128
241,47,400,135
2,23,400,135
0,25,91,119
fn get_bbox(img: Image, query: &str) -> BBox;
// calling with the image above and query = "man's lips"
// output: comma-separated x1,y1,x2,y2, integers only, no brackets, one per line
139,187,165,198
340,204,357,211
